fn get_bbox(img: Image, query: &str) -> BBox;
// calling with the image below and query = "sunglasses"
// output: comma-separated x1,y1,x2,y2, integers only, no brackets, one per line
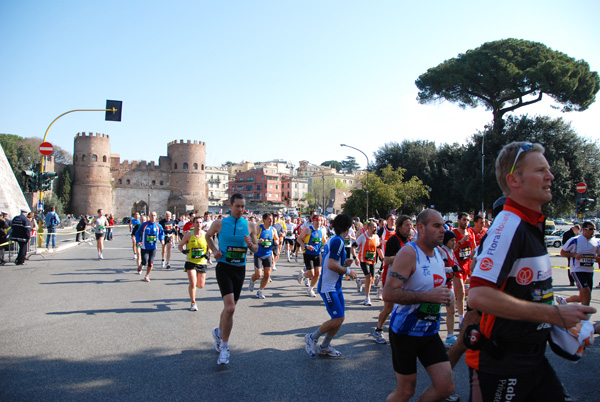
509,142,533,174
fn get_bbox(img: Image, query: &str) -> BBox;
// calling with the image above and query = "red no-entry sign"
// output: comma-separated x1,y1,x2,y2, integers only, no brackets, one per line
577,182,587,193
39,142,54,156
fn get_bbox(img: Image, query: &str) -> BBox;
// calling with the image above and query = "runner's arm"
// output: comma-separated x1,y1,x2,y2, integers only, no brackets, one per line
205,220,222,258
178,232,191,253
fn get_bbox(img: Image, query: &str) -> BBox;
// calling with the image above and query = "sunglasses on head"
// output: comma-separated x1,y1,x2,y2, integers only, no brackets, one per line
509,142,533,174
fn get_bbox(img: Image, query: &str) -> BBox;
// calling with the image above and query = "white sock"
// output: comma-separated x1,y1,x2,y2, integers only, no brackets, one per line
459,314,464,324
221,341,229,350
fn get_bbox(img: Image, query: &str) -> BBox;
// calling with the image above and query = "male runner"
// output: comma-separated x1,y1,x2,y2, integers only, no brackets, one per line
467,141,595,401
283,216,296,262
562,224,581,286
353,221,383,306
452,212,475,325
135,211,165,282
297,214,327,297
439,231,459,347
92,209,107,260
249,213,278,299
159,211,176,269
471,215,487,247
559,220,600,306
370,215,413,344
383,209,455,402
130,212,141,259
178,216,208,311
205,194,258,365
304,214,357,357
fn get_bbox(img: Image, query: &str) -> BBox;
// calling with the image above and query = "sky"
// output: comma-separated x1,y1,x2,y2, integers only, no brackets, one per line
1,0,599,170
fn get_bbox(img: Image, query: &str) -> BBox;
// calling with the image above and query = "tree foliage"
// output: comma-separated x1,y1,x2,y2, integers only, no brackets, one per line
321,160,342,172
416,38,600,133
341,156,360,173
304,177,347,211
342,166,429,219
56,167,73,213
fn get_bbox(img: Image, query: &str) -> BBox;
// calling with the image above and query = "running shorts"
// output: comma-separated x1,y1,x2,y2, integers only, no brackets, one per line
571,271,593,290
360,261,375,277
141,249,156,267
254,255,272,269
389,331,449,375
303,254,321,270
184,261,207,273
215,262,245,301
95,233,104,240
321,290,345,319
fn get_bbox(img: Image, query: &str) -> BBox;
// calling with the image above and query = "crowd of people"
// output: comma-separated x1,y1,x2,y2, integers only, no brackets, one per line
3,140,600,401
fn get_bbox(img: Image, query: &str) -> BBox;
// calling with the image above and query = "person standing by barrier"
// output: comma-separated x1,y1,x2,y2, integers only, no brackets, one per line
76,215,89,242
0,212,9,265
10,209,31,265
45,206,60,250
106,214,115,241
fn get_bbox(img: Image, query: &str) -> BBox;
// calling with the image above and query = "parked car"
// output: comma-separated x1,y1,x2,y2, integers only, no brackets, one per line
544,229,565,248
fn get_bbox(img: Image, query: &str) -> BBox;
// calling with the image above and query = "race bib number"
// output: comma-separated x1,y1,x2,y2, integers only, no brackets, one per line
416,303,441,322
581,254,595,267
165,224,173,230
344,238,350,245
310,235,320,244
459,247,471,260
365,251,376,261
286,231,293,237
260,239,272,248
146,235,157,243
191,248,205,259
225,246,247,264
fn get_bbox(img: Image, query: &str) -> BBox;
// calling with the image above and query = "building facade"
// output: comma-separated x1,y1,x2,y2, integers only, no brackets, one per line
206,166,230,209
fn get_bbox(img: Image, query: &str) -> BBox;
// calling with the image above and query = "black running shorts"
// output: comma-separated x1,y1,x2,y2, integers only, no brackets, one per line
215,262,245,301
389,330,449,375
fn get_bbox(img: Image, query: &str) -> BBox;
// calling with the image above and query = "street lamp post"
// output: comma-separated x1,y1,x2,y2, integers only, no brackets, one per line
340,144,369,219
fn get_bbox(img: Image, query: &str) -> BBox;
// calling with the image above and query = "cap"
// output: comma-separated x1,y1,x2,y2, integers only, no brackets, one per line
443,230,456,245
20,209,29,214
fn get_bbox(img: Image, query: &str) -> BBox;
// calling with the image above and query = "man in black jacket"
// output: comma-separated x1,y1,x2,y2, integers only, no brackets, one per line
10,209,31,265
562,224,581,286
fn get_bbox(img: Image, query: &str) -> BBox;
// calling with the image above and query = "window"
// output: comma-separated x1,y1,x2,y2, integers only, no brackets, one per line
152,180,156,185
257,185,261,190
269,184,273,189
118,179,122,184
160,181,164,185
193,163,198,170
268,193,271,198
126,179,131,185
92,154,97,161
82,155,86,162
103,155,107,162
183,163,189,170
246,185,252,191
275,185,279,189
295,183,297,188
202,164,204,170
174,163,178,169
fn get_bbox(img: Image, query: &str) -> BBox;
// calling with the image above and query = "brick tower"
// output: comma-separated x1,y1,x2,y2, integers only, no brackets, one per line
167,139,208,215
71,132,113,216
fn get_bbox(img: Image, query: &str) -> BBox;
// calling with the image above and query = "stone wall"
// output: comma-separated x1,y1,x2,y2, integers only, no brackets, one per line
113,188,171,218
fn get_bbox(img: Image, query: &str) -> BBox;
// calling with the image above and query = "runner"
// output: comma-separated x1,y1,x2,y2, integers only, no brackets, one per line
353,220,383,306
452,212,475,325
159,211,176,269
558,220,600,306
439,231,459,347
377,214,397,288
248,213,278,299
471,214,487,246
130,213,141,258
371,215,412,344
135,211,165,282
467,141,595,401
205,193,258,365
283,216,296,262
92,209,107,260
383,209,455,402
304,214,357,357
178,216,208,311
297,214,327,297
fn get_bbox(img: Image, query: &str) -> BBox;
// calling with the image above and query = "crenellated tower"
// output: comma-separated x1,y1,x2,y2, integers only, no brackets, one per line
167,139,208,215
71,132,113,216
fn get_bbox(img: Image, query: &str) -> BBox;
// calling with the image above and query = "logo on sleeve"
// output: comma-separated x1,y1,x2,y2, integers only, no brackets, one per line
480,257,494,271
433,274,444,287
516,267,534,285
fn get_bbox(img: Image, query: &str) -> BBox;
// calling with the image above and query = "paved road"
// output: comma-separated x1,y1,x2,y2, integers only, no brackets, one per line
0,227,598,401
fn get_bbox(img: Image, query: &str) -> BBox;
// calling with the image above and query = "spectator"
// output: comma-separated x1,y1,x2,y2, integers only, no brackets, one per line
106,214,115,241
76,216,89,242
44,206,60,249
10,209,31,265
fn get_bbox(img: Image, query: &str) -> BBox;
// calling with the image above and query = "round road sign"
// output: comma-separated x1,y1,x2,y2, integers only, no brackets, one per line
577,182,587,193
39,142,54,156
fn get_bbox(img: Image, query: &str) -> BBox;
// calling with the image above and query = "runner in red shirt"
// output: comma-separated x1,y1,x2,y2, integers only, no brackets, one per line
453,212,475,325
472,214,487,247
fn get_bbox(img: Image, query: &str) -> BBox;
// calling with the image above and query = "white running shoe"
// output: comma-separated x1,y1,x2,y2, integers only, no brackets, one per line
304,333,318,356
363,297,372,306
374,273,381,287
166,264,171,269
132,254,137,260
257,290,265,299
287,256,291,262
371,329,387,344
144,276,150,282
217,347,230,365
356,279,363,293
190,303,198,311
272,265,277,271
555,295,568,305
304,278,310,287
376,287,383,300
212,328,222,352
297,270,304,285
99,253,103,260
137,267,142,275
318,345,342,357
248,279,255,292
161,260,165,268
308,288,316,297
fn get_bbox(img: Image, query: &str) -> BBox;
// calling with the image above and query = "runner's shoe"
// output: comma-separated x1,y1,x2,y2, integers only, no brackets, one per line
443,393,461,402
297,270,304,285
371,329,386,344
374,273,381,287
555,295,568,305
318,345,342,357
376,287,383,300
295,254,298,263
287,255,291,262
161,260,165,268
166,264,171,269
190,303,198,311
144,276,150,282
308,288,316,297
132,254,137,260
445,334,457,347
363,297,372,306
212,328,222,352
217,347,230,365
257,290,265,299
248,279,255,292
137,267,142,275
595,282,600,289
304,333,318,356
356,279,363,293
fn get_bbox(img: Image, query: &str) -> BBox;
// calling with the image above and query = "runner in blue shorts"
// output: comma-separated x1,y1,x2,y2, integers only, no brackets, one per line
304,214,357,358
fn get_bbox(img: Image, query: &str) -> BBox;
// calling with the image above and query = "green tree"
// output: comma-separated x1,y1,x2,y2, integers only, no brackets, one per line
373,140,438,183
343,166,429,218
0,134,40,190
416,38,599,133
341,156,360,173
321,160,343,172
307,177,347,212
56,167,73,213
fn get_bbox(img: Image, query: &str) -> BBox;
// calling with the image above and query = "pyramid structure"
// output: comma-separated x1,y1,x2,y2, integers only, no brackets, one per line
0,143,30,217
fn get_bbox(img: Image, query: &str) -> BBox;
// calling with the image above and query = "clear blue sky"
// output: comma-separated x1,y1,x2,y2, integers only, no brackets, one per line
1,0,599,169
